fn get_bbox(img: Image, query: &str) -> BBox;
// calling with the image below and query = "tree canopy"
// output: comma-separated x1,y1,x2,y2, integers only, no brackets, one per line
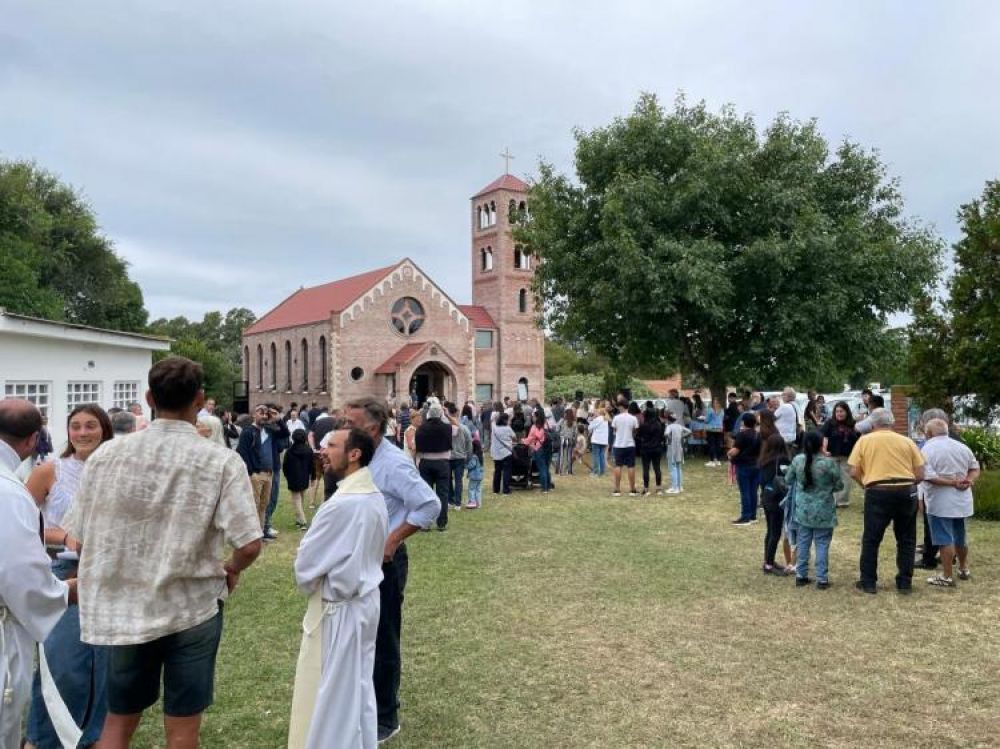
149,308,257,408
910,180,1000,419
0,159,148,331
519,94,942,401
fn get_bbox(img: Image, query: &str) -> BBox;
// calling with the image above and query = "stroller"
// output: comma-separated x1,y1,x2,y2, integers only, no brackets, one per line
509,443,539,489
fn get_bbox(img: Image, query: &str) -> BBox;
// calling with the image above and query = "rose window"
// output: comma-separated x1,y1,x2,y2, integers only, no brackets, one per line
391,297,426,336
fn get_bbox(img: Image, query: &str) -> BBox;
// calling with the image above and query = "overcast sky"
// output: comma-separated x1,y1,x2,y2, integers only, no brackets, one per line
3,2,998,321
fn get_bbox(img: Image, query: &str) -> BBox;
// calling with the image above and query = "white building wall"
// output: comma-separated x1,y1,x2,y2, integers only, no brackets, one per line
0,327,167,452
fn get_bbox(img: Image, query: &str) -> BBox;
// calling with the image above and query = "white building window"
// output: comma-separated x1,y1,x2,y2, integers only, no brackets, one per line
67,382,101,412
475,384,494,402
4,382,51,417
113,381,140,410
475,330,494,349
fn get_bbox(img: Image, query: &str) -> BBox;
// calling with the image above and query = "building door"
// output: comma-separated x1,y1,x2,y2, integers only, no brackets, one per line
410,362,453,406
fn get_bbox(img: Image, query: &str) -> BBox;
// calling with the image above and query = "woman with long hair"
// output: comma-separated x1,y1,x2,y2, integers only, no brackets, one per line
757,409,777,442
588,406,610,477
785,431,843,588
24,404,113,749
636,404,664,495
524,410,553,493
704,398,725,467
558,409,577,475
758,434,791,575
820,401,860,508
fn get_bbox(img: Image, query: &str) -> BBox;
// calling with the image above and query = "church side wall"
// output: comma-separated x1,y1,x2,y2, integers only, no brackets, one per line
243,320,332,413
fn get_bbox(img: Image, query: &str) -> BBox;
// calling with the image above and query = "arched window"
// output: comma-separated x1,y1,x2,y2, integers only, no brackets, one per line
243,346,250,381
518,200,527,213
256,344,263,390
489,201,496,226
269,342,277,389
514,246,531,270
518,288,528,313
284,341,292,390
480,248,487,272
517,377,529,401
508,199,516,219
301,339,309,391
483,247,493,271
476,205,483,230
319,336,328,391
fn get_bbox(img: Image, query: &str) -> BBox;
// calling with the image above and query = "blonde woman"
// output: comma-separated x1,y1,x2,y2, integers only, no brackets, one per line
404,410,422,463
588,406,610,476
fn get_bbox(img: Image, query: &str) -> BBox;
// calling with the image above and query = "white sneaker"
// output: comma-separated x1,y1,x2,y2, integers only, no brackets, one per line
666,487,680,494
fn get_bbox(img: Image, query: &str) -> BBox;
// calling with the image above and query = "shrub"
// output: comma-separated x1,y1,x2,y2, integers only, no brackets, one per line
973,470,1000,521
959,427,1000,470
544,374,655,402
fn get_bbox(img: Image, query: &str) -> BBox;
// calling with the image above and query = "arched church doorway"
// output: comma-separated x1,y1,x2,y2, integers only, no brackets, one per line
410,361,454,407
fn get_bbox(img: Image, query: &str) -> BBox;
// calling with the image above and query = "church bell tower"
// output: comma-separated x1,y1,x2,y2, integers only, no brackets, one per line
470,156,545,402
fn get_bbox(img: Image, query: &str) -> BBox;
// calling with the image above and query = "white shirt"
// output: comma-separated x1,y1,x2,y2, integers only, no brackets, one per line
286,418,306,435
611,413,639,449
921,435,979,518
588,417,609,446
774,402,798,442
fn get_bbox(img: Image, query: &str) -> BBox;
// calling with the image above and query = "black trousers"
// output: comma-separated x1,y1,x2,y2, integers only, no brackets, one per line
640,450,662,489
374,544,408,730
706,432,723,462
492,455,512,494
762,500,784,566
419,458,450,529
859,485,918,589
921,509,939,567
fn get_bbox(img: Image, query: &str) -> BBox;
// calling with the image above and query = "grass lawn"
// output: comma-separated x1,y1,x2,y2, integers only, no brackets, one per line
134,459,1000,748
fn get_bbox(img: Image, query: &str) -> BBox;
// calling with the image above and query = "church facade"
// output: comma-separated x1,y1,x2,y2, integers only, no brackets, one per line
241,173,545,411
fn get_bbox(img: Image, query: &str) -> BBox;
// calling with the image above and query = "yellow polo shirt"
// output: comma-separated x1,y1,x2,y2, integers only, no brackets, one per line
848,429,924,486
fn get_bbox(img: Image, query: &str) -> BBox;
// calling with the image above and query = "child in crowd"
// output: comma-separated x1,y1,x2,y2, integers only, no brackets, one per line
282,428,314,530
467,442,484,509
574,423,589,472
664,412,692,494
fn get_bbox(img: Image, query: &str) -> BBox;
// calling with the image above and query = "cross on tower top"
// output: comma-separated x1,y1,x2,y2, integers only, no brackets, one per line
500,147,515,175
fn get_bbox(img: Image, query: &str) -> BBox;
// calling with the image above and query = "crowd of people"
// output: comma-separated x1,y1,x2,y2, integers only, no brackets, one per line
0,364,983,749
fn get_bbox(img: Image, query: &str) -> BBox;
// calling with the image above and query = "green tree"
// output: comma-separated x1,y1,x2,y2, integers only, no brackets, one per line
0,159,148,330
910,181,1000,418
157,339,237,409
519,94,942,404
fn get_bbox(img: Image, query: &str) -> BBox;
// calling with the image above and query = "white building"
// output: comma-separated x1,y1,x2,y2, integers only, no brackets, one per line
0,310,171,451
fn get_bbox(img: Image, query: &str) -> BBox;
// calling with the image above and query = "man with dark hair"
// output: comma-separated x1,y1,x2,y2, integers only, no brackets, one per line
344,397,440,743
237,405,278,533
0,399,73,749
63,356,262,748
289,427,387,748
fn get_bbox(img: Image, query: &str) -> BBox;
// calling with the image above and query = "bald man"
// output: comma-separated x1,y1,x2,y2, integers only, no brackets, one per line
0,400,73,749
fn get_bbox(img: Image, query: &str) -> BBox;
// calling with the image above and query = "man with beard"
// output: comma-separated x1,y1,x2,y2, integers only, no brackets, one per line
289,428,388,749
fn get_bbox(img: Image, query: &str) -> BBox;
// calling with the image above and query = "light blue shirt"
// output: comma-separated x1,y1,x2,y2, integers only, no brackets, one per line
369,438,440,532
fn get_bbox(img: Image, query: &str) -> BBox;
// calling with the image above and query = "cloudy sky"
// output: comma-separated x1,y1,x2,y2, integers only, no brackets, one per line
3,2,998,321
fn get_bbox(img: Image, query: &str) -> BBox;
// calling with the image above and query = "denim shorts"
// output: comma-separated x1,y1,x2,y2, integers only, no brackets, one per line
613,447,636,467
928,515,968,548
107,604,224,717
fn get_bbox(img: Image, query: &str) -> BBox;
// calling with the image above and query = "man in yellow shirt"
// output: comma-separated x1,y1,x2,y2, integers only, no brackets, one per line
848,408,925,595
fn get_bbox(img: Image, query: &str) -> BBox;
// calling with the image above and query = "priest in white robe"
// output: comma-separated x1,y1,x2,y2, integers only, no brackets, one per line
290,427,388,749
0,400,71,749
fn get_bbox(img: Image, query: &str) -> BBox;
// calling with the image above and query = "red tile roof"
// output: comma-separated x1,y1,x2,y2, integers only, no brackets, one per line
471,173,529,198
245,263,399,335
375,342,428,375
458,305,497,329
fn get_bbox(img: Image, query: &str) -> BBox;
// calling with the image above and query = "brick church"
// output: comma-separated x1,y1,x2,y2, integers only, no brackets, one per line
241,173,545,411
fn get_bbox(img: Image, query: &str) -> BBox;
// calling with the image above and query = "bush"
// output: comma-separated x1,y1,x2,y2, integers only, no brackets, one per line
545,374,655,402
973,470,1000,521
959,427,1000,470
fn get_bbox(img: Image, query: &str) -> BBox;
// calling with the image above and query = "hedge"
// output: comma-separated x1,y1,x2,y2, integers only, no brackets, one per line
974,470,1000,521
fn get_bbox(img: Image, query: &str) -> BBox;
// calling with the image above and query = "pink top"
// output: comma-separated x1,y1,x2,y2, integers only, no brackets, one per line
524,425,547,452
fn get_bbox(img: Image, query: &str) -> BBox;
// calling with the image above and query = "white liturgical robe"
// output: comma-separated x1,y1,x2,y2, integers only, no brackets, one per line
0,442,68,749
289,466,388,749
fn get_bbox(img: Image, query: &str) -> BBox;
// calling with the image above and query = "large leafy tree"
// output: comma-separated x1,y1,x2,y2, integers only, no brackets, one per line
519,94,942,402
0,159,148,331
910,180,1000,418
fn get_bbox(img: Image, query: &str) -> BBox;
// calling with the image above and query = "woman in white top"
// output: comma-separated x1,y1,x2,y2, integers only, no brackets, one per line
588,407,610,477
24,404,114,749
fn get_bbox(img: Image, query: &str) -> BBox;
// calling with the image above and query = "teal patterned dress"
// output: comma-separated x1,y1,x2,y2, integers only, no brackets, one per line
785,454,844,529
